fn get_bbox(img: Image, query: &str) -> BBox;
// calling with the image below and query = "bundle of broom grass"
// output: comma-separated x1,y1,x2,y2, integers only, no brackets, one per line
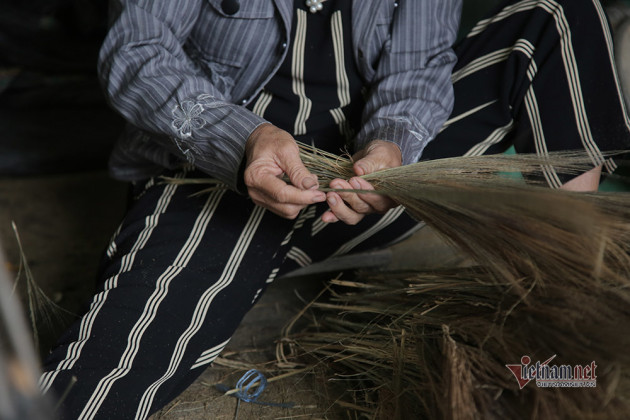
292,143,630,289
167,143,630,418
279,145,630,419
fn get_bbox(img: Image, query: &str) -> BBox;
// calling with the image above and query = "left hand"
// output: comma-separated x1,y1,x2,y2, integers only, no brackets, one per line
321,140,401,225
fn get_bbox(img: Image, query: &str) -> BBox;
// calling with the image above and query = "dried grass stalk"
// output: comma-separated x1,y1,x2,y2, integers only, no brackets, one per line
0,237,54,419
11,221,71,351
280,265,630,420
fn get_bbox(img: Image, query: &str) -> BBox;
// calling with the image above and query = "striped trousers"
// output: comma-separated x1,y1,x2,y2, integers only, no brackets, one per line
41,0,630,418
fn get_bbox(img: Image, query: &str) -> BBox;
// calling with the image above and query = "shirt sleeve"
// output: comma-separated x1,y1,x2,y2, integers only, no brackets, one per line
98,0,267,190
356,0,461,165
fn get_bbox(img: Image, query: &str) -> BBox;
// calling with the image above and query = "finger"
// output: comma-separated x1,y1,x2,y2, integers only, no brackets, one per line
330,179,374,214
248,188,312,219
321,209,339,223
354,153,390,177
251,172,326,206
279,146,319,190
350,177,396,213
326,192,364,225
266,203,305,219
253,196,306,219
354,158,377,177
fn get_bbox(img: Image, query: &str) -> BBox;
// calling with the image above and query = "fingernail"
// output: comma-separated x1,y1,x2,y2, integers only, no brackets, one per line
312,192,326,203
350,179,361,189
328,195,337,206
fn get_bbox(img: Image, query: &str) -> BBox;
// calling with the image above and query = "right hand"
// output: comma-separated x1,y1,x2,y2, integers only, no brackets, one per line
321,140,401,225
244,123,326,219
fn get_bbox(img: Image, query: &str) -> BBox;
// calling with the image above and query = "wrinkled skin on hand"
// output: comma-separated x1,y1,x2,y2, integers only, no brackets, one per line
244,123,326,219
244,124,401,224
321,140,401,225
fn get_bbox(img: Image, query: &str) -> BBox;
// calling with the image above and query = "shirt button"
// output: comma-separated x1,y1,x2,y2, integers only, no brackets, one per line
281,42,287,50
241,99,247,104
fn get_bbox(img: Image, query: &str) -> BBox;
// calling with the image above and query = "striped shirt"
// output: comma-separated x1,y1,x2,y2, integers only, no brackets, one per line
98,0,461,190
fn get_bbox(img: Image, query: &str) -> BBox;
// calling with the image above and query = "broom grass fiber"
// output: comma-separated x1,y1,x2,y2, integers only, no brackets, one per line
10,221,72,352
165,143,630,419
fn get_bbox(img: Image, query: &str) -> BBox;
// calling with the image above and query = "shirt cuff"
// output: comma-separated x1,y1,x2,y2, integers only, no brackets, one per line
358,118,431,165
169,94,268,190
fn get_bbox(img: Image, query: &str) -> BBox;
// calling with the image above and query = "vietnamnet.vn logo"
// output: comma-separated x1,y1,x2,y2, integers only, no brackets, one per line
505,355,597,389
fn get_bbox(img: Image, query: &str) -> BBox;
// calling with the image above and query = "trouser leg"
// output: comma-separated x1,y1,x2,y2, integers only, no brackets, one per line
275,204,422,277
423,0,630,185
39,169,421,419
40,174,297,419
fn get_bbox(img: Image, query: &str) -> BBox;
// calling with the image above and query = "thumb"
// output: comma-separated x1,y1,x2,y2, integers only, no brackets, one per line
354,141,402,176
283,151,318,190
354,157,377,177
354,150,388,176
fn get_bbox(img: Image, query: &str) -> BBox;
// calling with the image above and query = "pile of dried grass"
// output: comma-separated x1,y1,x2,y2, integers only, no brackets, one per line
278,265,630,419
273,145,630,419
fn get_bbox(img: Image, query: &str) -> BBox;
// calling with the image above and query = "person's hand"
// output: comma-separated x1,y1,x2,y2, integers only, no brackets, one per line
321,140,401,225
244,123,326,219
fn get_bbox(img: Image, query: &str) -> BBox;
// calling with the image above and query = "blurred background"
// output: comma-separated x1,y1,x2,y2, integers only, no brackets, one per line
0,0,124,175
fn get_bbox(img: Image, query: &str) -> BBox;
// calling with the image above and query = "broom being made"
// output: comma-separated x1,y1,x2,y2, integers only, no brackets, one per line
278,145,630,419
166,143,630,418
165,143,630,289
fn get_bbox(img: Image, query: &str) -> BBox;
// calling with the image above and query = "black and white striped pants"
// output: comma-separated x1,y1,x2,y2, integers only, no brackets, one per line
42,0,630,418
